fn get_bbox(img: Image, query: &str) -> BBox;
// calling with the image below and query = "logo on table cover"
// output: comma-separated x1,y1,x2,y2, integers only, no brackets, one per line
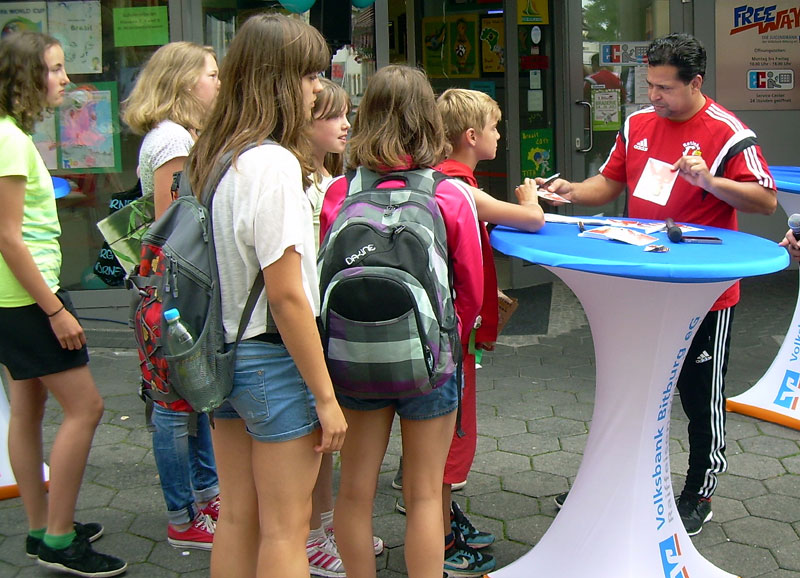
659,534,690,578
774,369,800,410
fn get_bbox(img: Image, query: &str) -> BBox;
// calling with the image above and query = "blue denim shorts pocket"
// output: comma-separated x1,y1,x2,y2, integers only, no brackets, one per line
214,341,319,442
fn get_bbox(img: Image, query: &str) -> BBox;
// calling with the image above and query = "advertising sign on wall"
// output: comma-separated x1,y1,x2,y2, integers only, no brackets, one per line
715,1,800,110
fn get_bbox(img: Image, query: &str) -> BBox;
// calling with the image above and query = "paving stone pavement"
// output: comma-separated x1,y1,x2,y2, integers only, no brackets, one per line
2,270,800,577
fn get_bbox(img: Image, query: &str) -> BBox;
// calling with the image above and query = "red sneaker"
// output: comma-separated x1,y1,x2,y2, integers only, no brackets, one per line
200,495,220,521
167,513,215,550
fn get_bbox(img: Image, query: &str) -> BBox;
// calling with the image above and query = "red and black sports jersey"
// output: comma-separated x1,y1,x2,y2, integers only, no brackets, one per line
600,96,774,309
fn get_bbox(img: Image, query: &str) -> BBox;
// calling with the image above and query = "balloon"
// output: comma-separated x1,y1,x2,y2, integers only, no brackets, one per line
352,0,376,7
278,0,316,13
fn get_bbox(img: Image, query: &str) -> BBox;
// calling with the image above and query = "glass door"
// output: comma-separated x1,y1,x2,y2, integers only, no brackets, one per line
564,0,673,217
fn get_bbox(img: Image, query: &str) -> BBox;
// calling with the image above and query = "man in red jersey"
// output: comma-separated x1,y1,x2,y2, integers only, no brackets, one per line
544,33,777,536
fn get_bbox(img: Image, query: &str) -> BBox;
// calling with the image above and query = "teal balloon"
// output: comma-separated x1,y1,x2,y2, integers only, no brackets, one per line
352,0,375,6
279,0,316,13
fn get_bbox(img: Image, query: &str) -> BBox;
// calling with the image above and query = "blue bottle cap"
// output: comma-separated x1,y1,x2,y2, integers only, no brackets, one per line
163,308,180,322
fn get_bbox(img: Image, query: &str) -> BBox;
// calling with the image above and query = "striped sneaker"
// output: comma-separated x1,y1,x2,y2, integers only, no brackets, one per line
307,534,345,577
451,501,494,549
444,531,496,577
324,526,384,556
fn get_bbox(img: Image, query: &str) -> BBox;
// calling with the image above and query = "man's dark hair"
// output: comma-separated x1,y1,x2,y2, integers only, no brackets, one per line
646,33,706,84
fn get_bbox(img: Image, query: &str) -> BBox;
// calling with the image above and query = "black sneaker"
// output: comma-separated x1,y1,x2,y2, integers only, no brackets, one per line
444,531,496,577
677,492,712,536
554,491,569,509
38,535,127,577
450,501,494,549
392,457,403,490
26,522,104,559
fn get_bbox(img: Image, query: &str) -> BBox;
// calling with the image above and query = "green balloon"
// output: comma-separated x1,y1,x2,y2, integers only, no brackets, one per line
279,0,316,13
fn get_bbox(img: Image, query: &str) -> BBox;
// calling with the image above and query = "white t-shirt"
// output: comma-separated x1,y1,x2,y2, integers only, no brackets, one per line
138,120,194,197
213,144,319,343
306,173,333,250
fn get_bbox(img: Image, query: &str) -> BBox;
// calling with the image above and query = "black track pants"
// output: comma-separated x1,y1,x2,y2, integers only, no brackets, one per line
676,306,735,498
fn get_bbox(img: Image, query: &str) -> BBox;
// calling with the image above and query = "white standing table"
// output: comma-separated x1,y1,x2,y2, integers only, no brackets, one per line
489,220,788,577
727,167,800,429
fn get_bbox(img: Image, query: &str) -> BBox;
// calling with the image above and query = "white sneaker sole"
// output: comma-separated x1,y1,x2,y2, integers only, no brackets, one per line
37,559,128,578
686,510,713,537
167,537,213,551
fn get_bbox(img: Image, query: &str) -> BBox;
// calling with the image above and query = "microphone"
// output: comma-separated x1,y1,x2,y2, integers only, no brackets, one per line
665,218,683,243
789,214,800,240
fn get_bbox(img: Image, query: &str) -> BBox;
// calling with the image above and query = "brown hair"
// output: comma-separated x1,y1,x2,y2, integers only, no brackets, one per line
122,42,217,135
0,31,61,133
188,13,329,193
346,65,446,172
312,77,351,178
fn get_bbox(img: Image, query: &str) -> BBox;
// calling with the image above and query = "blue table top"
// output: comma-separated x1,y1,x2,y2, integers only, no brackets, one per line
490,218,789,283
52,176,70,199
771,166,800,194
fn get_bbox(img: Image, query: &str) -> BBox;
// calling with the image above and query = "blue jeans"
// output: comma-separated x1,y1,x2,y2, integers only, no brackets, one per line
151,404,219,525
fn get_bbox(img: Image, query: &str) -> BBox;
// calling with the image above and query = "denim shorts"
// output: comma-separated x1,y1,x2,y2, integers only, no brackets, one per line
214,341,319,442
336,373,460,420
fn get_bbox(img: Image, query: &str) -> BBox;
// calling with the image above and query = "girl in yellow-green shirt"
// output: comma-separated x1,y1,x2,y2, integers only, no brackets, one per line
0,31,126,576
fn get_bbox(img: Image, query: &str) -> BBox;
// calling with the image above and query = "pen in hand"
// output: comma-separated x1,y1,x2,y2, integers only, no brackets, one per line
538,172,560,191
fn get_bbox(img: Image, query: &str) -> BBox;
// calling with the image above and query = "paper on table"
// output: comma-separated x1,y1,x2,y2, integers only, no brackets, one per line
579,226,658,246
544,214,609,226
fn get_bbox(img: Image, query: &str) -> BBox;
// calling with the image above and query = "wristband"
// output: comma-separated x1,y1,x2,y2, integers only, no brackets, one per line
47,304,65,318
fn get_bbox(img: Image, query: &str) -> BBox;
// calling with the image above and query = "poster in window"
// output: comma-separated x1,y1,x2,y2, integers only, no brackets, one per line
58,82,121,173
518,0,549,25
422,15,479,79
422,18,447,78
33,114,58,170
448,14,479,78
520,128,553,179
47,0,102,74
715,0,800,110
480,16,504,74
0,2,47,35
591,87,622,132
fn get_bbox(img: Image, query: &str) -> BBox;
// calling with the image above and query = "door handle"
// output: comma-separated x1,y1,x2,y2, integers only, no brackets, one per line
576,100,593,153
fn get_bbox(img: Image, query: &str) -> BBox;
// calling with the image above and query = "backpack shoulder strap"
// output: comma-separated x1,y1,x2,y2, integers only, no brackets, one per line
202,140,275,346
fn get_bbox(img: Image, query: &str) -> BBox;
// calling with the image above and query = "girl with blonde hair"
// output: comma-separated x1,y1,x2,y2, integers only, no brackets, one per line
0,31,126,576
122,41,222,550
122,41,219,217
187,13,347,578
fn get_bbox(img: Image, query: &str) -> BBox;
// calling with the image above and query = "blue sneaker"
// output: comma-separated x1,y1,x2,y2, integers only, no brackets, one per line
444,531,496,577
451,501,494,549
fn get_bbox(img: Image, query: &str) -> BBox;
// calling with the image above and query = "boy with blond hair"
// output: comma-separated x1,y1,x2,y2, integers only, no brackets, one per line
394,88,544,576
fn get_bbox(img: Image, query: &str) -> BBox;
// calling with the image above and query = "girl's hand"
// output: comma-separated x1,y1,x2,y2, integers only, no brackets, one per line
315,398,347,453
49,308,86,350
